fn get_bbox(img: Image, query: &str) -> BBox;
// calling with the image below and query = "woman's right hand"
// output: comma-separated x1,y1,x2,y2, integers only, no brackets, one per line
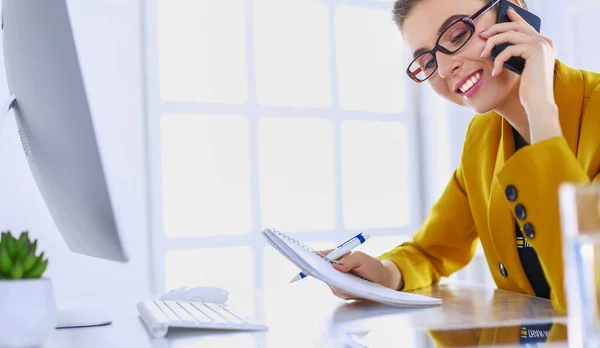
318,249,404,301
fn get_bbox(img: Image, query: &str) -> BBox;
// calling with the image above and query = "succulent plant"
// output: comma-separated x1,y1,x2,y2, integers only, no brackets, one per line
0,231,48,280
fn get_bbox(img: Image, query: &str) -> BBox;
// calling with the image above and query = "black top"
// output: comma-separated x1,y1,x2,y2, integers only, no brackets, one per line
512,128,551,299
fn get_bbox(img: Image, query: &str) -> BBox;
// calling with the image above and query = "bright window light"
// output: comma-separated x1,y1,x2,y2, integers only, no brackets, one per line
158,0,247,103
161,114,252,237
335,5,405,113
258,118,336,232
341,121,410,228
254,0,331,107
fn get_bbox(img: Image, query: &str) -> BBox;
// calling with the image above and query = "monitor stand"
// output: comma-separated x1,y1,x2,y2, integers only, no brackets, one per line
2,95,113,329
56,310,112,329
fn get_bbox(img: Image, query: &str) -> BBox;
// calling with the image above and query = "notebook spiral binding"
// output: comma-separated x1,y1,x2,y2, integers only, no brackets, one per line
263,228,335,264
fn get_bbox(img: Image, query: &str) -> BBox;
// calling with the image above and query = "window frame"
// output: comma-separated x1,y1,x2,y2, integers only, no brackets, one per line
143,0,428,295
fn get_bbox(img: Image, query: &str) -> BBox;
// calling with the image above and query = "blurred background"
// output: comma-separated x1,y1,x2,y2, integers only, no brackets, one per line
0,0,598,302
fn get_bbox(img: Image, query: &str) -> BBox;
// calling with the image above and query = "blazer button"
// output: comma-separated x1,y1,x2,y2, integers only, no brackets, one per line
499,262,508,278
523,223,535,239
505,185,518,202
515,204,527,220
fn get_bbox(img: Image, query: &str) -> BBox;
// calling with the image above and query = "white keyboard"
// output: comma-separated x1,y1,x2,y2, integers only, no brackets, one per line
137,300,267,338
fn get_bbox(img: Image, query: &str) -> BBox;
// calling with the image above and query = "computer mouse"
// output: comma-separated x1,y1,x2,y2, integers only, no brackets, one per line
159,286,229,304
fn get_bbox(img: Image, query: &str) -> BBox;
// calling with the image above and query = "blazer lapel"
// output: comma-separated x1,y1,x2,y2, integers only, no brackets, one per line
487,116,534,294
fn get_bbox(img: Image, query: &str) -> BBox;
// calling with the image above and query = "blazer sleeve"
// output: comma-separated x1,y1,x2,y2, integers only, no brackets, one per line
377,159,478,291
496,135,599,312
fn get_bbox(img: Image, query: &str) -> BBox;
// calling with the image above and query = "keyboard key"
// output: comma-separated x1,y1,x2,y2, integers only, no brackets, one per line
153,301,180,323
178,302,212,323
223,305,264,325
145,302,169,324
191,302,228,324
164,301,196,323
204,303,245,324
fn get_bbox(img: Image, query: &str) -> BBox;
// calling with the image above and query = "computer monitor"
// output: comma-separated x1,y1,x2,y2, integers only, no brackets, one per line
1,0,128,262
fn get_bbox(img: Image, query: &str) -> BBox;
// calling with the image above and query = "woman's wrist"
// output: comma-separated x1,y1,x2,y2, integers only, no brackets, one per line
526,102,562,144
381,260,404,291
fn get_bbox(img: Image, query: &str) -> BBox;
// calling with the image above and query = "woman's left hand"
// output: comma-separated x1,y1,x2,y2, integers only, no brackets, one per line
479,7,561,143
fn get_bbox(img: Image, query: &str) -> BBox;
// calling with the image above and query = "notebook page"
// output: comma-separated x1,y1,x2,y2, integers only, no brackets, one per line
262,229,441,307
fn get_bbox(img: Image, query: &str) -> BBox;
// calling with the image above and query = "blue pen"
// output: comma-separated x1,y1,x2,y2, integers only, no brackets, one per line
289,232,370,283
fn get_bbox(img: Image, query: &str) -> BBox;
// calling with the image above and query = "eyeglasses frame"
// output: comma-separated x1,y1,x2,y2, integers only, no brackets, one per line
406,0,501,83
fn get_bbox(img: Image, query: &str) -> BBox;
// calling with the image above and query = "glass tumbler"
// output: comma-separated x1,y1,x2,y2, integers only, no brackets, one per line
559,182,600,348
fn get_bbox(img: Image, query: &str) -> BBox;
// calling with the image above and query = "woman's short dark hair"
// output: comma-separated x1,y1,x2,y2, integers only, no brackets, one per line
393,0,528,29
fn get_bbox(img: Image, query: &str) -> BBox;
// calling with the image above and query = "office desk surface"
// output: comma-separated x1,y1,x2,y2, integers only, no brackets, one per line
44,282,567,348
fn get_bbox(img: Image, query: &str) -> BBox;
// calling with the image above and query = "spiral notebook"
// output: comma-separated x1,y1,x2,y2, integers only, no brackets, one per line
261,228,442,307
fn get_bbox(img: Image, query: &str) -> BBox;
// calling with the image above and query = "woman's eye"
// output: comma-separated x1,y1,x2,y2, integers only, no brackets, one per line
451,30,468,43
419,58,432,69
425,59,435,70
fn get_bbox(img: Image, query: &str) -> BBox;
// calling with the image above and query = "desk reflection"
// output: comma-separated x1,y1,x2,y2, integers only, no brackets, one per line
349,322,567,347
332,283,564,331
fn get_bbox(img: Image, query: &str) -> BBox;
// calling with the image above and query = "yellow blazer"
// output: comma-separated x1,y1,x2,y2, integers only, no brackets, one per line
378,60,600,312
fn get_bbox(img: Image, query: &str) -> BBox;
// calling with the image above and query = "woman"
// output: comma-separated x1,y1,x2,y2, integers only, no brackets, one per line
327,0,600,312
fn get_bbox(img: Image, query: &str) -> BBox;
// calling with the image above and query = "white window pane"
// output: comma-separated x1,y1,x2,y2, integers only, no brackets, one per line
161,114,252,237
357,235,411,257
258,118,335,232
254,0,331,107
335,6,405,113
165,247,253,296
573,12,600,72
263,241,334,291
341,121,410,228
158,0,247,103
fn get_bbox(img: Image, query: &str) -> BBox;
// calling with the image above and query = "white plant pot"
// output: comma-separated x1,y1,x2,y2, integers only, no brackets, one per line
0,278,58,347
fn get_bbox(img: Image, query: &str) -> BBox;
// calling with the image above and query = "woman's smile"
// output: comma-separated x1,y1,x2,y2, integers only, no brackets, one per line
456,69,484,98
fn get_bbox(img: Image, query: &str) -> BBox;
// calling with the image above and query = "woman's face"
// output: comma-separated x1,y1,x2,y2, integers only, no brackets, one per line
402,0,520,113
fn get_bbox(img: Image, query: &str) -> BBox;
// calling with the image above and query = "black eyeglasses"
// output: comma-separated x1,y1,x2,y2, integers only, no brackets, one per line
407,0,500,83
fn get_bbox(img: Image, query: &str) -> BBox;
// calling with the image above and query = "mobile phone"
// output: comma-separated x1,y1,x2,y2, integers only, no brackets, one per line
491,0,542,75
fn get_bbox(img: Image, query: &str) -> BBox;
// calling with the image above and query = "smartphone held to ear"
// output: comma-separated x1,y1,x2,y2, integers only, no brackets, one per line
491,0,542,75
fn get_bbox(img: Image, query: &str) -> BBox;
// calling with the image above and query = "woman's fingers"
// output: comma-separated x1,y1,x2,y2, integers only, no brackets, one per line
479,7,535,37
331,251,382,284
479,21,536,39
327,251,388,301
330,286,358,301
480,30,534,58
506,6,529,26
478,7,538,59
320,249,360,301
489,35,554,77
330,287,347,298
332,251,365,273
478,5,555,82
491,44,528,76
318,248,351,263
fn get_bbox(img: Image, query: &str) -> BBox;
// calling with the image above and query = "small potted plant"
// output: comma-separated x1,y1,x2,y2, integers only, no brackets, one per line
0,231,57,347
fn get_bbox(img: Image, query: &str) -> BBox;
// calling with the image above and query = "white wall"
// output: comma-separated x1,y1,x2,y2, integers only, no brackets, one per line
0,0,149,305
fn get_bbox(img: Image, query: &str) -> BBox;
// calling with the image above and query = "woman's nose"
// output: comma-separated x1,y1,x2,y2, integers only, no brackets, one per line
435,51,462,79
